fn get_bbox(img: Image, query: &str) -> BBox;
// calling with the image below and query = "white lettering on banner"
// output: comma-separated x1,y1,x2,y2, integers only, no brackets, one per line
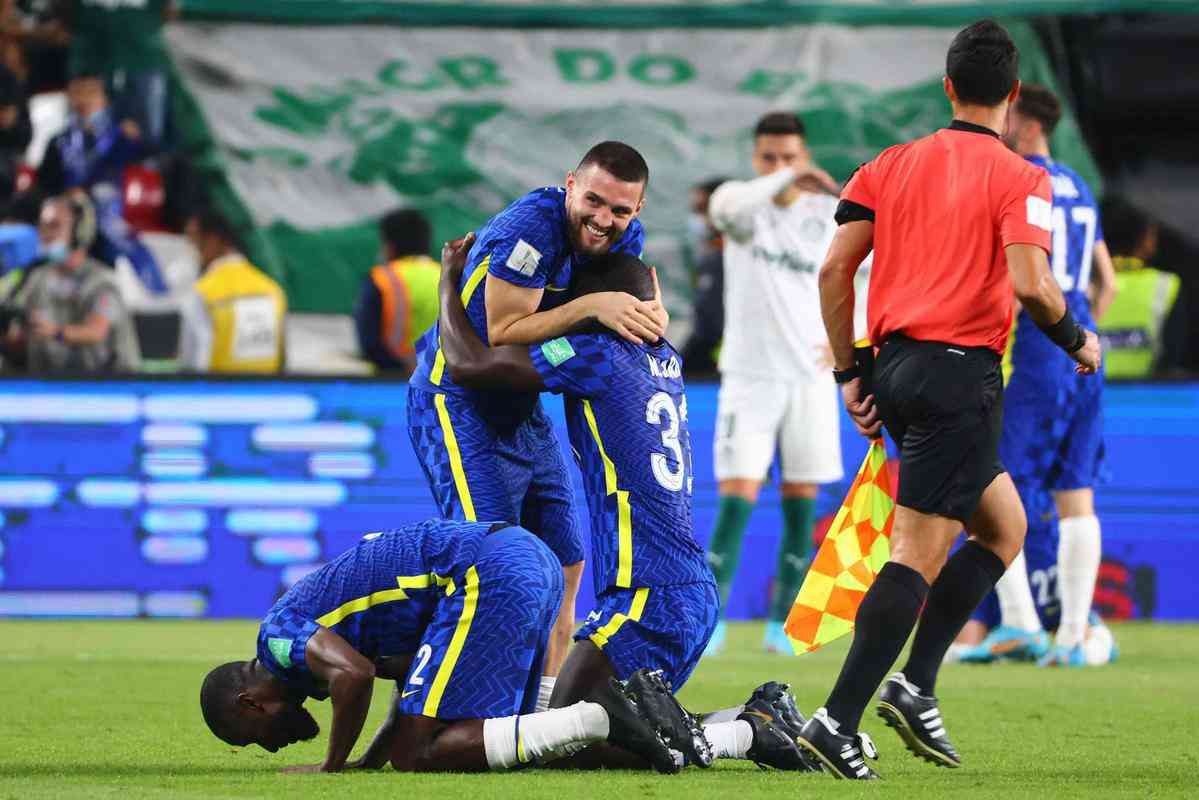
232,296,279,362
1026,195,1053,232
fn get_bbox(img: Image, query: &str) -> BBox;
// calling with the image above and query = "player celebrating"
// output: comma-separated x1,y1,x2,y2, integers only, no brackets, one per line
406,142,666,693
199,519,681,774
801,21,1101,779
703,112,858,655
435,234,817,773
958,84,1117,667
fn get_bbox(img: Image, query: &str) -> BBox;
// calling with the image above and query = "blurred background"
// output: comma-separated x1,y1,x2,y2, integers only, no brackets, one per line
0,1,1194,624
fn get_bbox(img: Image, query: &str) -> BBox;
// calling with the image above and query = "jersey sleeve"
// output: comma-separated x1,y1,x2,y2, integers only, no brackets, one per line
528,333,618,398
483,210,563,290
256,609,323,697
999,169,1053,253
840,159,879,214
611,218,646,258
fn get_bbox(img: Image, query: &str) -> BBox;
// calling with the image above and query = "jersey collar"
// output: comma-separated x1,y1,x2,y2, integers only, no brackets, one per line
947,119,1000,138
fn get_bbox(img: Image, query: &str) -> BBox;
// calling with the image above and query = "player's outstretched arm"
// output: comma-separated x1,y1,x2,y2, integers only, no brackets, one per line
439,235,547,392
487,275,666,346
299,628,377,773
1005,243,1101,373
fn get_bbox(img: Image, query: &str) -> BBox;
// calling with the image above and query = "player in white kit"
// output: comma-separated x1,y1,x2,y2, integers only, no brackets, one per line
703,112,868,654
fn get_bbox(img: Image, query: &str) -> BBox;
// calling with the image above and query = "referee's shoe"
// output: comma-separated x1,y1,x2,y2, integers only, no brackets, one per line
795,708,880,779
876,672,961,767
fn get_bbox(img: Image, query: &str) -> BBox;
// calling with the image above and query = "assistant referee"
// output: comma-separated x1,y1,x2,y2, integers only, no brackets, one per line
796,20,1101,780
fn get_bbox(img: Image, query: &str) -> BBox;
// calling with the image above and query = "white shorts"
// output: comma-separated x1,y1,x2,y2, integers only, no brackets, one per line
713,373,844,484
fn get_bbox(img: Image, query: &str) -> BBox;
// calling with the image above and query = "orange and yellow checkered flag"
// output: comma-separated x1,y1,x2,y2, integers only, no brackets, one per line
784,438,894,655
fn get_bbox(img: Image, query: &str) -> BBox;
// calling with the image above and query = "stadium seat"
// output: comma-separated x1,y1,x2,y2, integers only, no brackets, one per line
123,164,167,234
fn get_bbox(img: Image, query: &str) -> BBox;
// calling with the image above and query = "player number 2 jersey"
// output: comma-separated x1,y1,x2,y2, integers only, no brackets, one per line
529,333,713,594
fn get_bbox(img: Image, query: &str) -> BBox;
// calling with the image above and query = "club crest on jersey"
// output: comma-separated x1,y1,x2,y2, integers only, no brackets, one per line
506,239,542,277
646,353,681,379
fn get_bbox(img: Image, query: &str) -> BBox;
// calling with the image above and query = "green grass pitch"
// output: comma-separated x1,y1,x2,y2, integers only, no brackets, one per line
1,620,1194,799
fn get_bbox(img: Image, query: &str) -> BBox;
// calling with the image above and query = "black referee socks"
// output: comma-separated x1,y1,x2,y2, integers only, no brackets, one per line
824,562,929,733
902,541,1007,694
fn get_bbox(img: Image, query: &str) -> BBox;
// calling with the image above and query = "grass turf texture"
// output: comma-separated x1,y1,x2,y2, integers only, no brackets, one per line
1,620,1194,799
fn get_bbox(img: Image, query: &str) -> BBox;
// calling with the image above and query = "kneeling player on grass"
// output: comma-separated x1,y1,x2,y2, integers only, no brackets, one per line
199,519,678,773
437,234,818,773
947,489,1117,666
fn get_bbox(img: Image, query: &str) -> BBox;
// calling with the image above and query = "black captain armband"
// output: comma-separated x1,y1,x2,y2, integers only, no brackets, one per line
834,199,875,225
1039,308,1087,353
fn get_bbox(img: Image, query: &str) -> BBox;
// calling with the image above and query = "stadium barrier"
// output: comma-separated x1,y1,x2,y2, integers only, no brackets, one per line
0,379,1193,621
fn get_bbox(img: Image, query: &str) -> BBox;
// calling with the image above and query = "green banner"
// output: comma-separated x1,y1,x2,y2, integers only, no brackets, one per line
169,21,1101,315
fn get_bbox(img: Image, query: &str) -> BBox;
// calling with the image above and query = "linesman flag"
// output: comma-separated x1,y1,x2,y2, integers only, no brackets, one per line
784,438,894,655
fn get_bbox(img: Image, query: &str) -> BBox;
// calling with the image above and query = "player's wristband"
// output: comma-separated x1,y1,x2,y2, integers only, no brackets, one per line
1038,308,1086,353
832,365,860,384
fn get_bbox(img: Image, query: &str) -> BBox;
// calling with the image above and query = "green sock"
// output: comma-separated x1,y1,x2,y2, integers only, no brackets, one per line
769,496,817,623
706,495,754,611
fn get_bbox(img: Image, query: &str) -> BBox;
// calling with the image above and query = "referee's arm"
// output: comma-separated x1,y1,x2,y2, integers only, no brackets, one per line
819,219,879,436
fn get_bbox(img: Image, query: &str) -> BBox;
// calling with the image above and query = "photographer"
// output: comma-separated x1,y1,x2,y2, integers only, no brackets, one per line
3,194,139,373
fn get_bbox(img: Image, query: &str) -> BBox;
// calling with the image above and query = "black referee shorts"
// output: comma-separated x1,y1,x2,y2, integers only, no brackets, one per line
873,334,1005,524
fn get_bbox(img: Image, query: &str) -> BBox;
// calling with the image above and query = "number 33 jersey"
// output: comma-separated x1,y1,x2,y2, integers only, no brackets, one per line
529,334,713,594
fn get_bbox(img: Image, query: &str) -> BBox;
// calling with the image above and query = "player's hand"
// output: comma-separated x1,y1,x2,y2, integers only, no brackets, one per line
841,377,882,438
439,232,475,284
1071,330,1101,375
794,165,840,195
344,757,384,771
589,291,666,344
28,313,57,340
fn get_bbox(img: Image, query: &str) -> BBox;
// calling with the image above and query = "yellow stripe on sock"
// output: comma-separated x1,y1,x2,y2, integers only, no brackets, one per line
423,566,480,718
588,588,649,649
434,392,476,521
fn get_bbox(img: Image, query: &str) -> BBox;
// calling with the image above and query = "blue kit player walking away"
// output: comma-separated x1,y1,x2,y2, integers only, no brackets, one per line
961,84,1119,667
407,142,664,680
435,236,824,773
199,518,692,774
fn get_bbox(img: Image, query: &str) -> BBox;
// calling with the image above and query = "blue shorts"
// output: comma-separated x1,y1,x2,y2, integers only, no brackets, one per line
576,581,719,691
1000,371,1106,492
971,487,1062,631
407,386,585,566
398,526,564,720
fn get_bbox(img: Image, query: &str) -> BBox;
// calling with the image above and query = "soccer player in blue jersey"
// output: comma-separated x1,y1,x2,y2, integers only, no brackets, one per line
971,84,1118,666
407,142,667,692
436,235,818,773
199,519,680,774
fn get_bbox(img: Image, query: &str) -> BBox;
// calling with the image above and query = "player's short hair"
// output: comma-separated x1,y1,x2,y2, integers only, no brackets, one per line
576,141,649,186
946,19,1019,107
200,661,252,746
379,208,431,257
572,252,655,302
188,207,242,250
1015,83,1063,136
753,112,806,139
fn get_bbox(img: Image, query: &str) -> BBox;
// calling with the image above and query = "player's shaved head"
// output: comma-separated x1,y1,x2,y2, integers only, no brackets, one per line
571,252,655,302
200,660,320,752
576,141,649,186
946,19,1019,107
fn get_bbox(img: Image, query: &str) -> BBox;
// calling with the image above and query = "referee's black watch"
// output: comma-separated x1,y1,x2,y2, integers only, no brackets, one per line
832,365,861,384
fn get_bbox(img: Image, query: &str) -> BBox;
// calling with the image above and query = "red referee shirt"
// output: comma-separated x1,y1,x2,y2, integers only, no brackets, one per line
842,120,1053,354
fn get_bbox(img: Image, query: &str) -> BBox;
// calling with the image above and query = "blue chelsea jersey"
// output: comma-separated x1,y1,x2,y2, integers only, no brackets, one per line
529,333,713,594
410,187,646,426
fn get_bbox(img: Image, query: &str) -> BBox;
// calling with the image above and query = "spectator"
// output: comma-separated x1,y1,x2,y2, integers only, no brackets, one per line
0,1,70,94
0,63,30,208
4,193,139,372
38,73,165,292
353,208,438,376
179,208,286,374
679,177,726,377
61,0,177,148
1097,196,1179,378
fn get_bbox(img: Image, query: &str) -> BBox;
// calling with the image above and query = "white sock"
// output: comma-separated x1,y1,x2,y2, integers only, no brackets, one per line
1057,515,1101,648
482,702,608,770
535,676,556,713
995,550,1043,632
703,720,753,760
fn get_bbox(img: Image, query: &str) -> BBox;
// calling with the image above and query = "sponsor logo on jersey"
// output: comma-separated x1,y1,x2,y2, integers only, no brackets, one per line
506,239,542,276
646,353,681,379
751,244,818,275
